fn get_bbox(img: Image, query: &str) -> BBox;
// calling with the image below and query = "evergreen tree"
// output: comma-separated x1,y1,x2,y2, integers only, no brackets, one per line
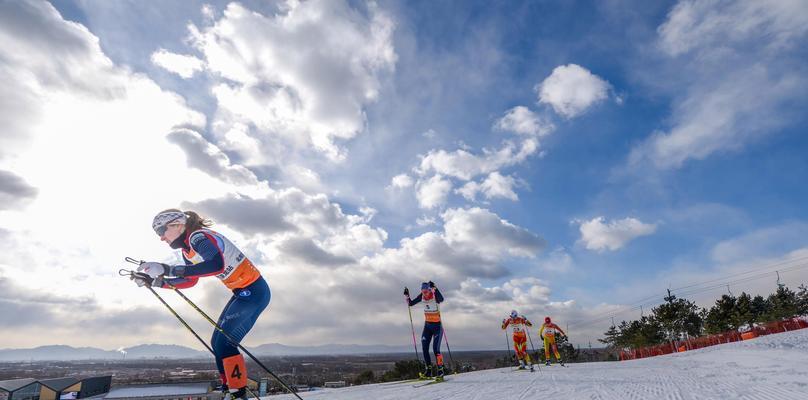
751,295,771,323
796,284,808,316
734,292,755,329
703,294,737,334
599,324,620,348
766,285,799,321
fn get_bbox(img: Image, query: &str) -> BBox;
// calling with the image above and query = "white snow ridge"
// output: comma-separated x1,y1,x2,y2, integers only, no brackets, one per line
271,328,808,399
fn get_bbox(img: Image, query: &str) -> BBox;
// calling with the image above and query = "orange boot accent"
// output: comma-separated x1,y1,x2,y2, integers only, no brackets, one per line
436,354,444,366
223,354,247,389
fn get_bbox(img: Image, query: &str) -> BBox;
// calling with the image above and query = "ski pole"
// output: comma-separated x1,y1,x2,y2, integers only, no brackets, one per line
504,330,514,369
432,287,457,374
404,287,421,363
119,269,261,399
124,259,303,400
526,328,542,374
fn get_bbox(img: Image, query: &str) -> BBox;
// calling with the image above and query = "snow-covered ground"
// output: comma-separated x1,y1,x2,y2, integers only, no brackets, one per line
272,328,808,399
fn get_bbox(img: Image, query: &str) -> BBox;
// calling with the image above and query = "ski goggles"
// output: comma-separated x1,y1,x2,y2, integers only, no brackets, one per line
152,211,187,236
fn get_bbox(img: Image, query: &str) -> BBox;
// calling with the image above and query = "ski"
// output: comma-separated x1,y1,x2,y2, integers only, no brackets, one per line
412,377,445,388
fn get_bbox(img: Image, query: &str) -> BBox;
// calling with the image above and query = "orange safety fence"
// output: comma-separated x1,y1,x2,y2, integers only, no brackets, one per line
619,317,808,361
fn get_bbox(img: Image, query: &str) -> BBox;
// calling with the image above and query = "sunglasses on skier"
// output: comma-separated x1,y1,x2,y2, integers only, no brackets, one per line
154,221,184,236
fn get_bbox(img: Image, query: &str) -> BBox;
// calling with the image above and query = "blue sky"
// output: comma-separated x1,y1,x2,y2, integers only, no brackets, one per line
1,0,807,350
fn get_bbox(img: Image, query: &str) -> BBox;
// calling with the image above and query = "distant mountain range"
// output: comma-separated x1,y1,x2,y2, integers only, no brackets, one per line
0,343,414,361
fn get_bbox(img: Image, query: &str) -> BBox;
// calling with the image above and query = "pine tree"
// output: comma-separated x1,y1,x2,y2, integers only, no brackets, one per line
796,284,808,316
766,285,799,321
599,325,620,348
703,294,737,334
751,295,771,323
734,292,755,329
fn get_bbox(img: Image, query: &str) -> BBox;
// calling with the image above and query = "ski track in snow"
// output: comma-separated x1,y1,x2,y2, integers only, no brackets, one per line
269,329,808,399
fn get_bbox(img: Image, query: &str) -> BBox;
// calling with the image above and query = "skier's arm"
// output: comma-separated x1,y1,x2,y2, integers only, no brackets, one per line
169,232,225,278
408,293,422,307
539,324,546,339
502,319,510,330
525,318,533,327
161,276,199,289
556,324,566,336
434,287,444,303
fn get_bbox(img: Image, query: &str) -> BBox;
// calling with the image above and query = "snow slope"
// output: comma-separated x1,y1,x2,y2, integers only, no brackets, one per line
272,328,808,399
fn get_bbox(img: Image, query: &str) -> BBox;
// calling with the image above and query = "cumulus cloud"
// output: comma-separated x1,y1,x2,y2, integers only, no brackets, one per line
150,49,204,78
578,216,657,252
167,128,260,185
189,0,397,161
443,207,545,258
456,171,519,202
629,0,808,169
538,64,610,118
416,138,538,181
389,173,414,189
494,106,554,136
0,170,38,210
416,174,452,209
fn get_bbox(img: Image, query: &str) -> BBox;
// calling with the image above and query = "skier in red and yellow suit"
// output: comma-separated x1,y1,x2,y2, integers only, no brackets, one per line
502,310,534,370
539,316,566,366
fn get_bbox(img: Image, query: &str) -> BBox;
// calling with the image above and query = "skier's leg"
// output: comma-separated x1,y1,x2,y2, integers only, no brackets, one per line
543,338,551,361
433,325,444,376
421,325,433,366
212,278,271,392
212,295,238,384
552,342,561,361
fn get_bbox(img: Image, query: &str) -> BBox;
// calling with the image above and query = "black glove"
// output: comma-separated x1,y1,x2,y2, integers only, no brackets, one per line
403,287,410,297
540,335,544,341
428,281,435,288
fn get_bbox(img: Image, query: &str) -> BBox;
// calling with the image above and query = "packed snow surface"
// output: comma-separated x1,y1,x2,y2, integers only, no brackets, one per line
272,328,808,399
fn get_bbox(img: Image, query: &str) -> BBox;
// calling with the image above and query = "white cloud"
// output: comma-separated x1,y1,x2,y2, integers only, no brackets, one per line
416,138,538,181
657,0,808,57
166,128,260,186
390,173,414,189
494,106,553,136
150,49,204,78
538,64,610,118
416,216,436,227
415,174,452,209
443,207,545,258
456,172,519,202
189,0,397,161
629,0,808,169
578,217,657,252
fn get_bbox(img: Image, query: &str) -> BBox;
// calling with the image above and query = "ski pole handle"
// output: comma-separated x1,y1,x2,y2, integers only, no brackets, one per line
125,257,145,265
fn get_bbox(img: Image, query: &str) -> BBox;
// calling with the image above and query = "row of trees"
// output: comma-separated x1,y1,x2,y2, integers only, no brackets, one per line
599,284,808,350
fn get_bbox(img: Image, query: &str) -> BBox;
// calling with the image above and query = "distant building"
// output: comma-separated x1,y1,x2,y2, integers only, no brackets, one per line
323,381,346,388
102,383,218,400
0,376,111,400
0,378,41,400
245,377,266,397
38,378,79,400
76,377,111,399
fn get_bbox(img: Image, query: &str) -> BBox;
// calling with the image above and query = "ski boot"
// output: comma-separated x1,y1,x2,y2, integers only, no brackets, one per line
434,364,445,382
545,360,551,366
559,359,565,366
418,364,434,380
228,387,247,400
517,359,526,370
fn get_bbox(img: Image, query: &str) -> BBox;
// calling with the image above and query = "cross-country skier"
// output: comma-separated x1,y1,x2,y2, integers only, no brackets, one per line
131,209,270,400
404,281,445,380
501,310,534,371
539,316,566,366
